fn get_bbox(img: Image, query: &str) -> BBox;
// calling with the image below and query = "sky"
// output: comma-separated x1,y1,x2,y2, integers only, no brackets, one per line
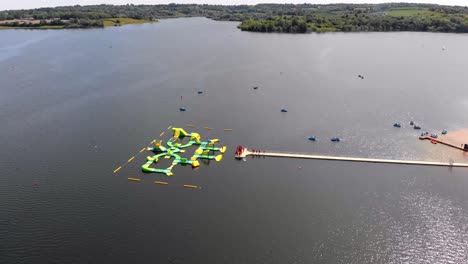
1,0,466,11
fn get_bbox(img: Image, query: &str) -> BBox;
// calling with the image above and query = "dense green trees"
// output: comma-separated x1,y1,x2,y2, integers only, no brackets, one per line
238,13,468,33
1,3,468,32
235,4,468,33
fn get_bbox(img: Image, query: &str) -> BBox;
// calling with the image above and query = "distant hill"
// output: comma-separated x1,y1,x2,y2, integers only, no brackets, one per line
1,3,467,32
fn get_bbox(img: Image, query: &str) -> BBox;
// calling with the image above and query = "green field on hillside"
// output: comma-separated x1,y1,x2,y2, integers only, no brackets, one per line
103,18,154,27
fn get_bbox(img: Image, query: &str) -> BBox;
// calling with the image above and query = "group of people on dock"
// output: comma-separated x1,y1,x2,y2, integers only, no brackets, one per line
235,146,245,156
251,149,265,154
235,146,265,156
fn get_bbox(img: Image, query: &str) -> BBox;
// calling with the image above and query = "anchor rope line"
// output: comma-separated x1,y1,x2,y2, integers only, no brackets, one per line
113,127,172,173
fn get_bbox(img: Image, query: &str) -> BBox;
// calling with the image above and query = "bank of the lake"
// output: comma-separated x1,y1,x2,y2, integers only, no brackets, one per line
1,3,468,32
0,25,64,29
0,17,154,29
1,18,468,264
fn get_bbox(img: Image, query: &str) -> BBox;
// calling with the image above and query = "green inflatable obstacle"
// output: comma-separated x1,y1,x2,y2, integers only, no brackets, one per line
141,127,226,176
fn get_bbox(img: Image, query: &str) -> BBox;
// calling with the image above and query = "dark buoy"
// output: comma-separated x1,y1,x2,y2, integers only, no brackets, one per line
179,107,186,111
281,109,288,113
410,121,414,126
253,86,258,90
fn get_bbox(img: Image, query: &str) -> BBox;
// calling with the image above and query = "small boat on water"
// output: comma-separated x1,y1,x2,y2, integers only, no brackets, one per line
281,109,288,113
308,136,316,141
414,125,421,129
330,137,340,142
410,121,414,126
393,123,401,128
197,91,203,94
430,134,438,139
253,86,258,90
179,107,187,111
441,130,447,135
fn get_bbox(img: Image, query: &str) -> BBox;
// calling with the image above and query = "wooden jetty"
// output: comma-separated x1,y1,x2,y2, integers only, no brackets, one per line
234,146,468,168
418,135,467,151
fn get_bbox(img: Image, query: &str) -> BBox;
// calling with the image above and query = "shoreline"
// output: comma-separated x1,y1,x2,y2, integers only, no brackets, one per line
0,17,156,30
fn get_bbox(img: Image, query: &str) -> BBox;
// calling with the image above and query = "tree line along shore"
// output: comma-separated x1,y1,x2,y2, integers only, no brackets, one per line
0,3,467,33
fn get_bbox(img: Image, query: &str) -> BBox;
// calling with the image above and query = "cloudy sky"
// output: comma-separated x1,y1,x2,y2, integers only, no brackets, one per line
1,0,466,11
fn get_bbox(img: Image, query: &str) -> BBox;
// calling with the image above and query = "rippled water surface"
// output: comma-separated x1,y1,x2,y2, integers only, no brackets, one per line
1,18,468,263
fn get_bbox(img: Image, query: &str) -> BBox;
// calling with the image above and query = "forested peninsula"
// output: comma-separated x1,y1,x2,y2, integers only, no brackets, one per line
1,3,468,33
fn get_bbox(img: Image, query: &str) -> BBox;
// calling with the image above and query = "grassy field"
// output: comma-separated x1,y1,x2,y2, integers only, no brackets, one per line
387,8,431,17
103,17,154,27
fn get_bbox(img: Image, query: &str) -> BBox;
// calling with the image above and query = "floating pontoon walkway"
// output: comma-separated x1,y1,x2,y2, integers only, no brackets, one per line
418,135,467,151
235,147,468,167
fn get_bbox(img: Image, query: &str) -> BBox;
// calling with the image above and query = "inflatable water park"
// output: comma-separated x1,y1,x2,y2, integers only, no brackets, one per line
142,127,226,176
112,126,228,189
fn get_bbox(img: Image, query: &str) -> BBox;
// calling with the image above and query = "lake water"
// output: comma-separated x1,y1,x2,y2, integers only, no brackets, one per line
1,17,468,263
